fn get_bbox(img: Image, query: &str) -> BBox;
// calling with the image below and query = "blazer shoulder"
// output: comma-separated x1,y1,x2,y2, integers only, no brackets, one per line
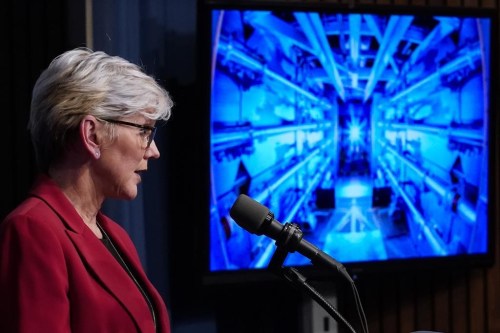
1,196,65,237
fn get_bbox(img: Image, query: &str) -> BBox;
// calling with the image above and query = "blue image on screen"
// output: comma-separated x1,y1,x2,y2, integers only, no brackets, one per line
208,9,491,272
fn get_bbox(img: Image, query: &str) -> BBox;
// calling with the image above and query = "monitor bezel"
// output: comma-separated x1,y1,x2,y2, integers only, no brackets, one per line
198,1,498,286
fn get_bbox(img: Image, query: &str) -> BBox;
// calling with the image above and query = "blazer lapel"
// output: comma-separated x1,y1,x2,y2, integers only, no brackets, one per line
97,215,170,333
66,231,155,332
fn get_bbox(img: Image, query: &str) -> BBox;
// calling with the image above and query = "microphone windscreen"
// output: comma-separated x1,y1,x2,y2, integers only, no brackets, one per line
229,194,269,234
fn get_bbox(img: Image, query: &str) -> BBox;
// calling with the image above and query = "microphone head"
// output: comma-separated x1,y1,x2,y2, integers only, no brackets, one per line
229,194,270,235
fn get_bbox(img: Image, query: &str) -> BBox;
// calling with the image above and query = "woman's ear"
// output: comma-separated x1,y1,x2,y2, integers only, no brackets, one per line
80,115,101,159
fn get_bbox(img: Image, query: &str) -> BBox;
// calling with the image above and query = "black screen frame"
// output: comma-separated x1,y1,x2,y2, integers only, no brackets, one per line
197,1,498,286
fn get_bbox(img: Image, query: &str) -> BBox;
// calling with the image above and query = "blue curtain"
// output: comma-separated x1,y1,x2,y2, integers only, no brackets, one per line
93,0,169,296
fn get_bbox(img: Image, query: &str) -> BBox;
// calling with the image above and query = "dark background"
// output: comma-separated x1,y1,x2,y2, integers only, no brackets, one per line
1,0,499,333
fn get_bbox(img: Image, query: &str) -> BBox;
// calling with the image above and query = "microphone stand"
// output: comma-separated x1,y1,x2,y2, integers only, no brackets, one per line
267,222,358,333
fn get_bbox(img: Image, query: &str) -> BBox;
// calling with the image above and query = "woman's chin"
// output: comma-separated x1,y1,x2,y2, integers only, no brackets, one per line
114,187,138,201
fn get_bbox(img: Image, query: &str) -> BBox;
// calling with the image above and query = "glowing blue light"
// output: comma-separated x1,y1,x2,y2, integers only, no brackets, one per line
349,125,361,142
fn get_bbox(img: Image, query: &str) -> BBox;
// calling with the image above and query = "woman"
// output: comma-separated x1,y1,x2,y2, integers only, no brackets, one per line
0,48,174,333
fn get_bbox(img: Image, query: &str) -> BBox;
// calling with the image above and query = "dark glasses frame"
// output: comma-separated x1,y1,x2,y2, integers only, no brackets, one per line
98,118,157,148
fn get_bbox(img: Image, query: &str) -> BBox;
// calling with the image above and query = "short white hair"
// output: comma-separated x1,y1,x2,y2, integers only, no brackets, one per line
29,47,174,171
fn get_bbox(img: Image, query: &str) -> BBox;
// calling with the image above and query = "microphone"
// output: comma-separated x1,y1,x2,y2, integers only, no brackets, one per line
230,194,353,283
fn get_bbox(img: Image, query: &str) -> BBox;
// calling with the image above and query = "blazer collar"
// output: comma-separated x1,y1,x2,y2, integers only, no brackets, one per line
29,174,89,234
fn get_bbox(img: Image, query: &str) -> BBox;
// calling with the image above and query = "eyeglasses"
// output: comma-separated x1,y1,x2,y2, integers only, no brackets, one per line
98,118,157,149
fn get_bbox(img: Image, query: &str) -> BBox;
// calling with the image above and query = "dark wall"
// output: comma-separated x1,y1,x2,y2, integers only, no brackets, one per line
2,0,86,220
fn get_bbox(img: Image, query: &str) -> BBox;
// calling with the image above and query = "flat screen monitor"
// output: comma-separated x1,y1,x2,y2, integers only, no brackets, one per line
202,2,497,283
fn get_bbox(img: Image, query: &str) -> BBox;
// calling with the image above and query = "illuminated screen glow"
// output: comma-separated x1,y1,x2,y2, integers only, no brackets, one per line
208,8,492,273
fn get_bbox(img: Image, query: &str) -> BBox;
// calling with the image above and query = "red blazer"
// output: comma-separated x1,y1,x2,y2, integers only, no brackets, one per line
0,175,170,333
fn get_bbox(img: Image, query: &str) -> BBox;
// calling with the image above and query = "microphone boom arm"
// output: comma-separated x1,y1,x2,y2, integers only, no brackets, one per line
267,222,358,333
230,194,369,333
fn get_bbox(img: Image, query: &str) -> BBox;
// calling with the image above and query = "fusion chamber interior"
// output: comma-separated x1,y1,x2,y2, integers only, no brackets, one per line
208,9,491,272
